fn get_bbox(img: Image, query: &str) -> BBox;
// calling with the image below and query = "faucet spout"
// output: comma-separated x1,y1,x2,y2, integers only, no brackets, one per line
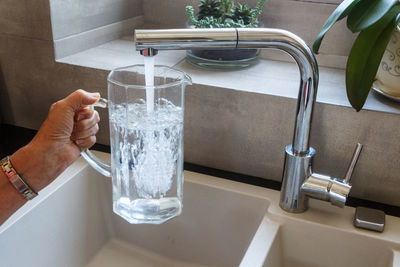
135,28,238,50
135,28,318,153
135,28,319,213
140,47,158,57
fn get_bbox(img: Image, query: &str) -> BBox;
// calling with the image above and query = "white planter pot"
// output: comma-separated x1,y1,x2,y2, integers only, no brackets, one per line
376,26,400,97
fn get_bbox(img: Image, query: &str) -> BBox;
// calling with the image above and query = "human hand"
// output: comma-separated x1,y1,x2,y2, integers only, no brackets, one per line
10,89,101,191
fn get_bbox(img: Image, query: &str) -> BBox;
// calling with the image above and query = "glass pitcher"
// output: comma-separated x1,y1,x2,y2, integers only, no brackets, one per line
81,64,192,224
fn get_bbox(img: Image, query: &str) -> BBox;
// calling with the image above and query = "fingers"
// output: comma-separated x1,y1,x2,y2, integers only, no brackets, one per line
73,109,100,131
63,89,100,111
65,90,101,150
72,123,98,150
71,107,100,150
71,114,99,139
75,136,97,150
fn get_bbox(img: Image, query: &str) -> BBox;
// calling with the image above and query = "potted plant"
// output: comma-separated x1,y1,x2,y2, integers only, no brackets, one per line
185,0,267,69
313,0,400,111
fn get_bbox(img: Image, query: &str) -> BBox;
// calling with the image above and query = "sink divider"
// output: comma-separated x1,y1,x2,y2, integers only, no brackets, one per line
240,215,281,267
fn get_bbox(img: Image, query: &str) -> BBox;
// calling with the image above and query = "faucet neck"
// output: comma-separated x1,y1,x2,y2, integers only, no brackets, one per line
236,28,319,154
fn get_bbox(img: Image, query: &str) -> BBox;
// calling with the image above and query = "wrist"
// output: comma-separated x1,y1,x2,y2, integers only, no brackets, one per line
10,139,75,192
1,156,38,200
10,143,47,192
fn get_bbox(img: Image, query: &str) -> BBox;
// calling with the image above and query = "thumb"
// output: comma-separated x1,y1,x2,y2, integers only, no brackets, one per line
64,89,100,111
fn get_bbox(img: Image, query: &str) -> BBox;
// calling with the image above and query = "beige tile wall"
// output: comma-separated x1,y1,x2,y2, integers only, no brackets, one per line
184,83,400,207
0,0,53,40
0,0,140,130
50,0,144,59
0,33,109,131
49,0,143,40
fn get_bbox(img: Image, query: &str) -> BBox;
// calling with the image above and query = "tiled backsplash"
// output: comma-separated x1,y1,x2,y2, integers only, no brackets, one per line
49,0,143,40
184,83,400,207
0,0,53,40
49,0,144,59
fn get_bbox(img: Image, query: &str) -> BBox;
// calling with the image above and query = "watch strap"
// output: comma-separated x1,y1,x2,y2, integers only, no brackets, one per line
1,156,38,200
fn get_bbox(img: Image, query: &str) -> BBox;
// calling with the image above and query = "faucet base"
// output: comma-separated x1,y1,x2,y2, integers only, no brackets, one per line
280,145,315,213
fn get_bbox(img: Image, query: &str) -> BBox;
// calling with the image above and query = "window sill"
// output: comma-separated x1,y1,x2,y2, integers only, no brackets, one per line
57,38,400,115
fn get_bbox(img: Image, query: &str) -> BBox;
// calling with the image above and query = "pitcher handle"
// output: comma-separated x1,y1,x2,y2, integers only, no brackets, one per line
80,98,111,177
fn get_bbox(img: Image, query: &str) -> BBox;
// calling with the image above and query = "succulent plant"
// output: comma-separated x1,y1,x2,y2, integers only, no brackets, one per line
198,0,222,20
186,0,267,28
220,0,234,15
231,3,255,25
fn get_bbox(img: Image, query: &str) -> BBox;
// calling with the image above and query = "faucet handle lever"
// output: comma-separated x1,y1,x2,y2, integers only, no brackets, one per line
344,143,363,184
328,143,363,207
301,143,363,208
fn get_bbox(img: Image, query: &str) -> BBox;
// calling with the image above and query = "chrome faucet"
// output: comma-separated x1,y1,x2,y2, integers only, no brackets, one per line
134,28,362,213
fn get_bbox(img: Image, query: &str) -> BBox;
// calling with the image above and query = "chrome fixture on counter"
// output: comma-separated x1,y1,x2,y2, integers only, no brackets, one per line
354,206,385,233
134,28,362,213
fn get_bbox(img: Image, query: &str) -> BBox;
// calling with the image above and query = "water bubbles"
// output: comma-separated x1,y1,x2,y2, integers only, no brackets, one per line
111,101,183,199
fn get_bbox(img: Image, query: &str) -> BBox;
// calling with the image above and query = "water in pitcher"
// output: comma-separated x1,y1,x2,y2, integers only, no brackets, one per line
110,99,183,223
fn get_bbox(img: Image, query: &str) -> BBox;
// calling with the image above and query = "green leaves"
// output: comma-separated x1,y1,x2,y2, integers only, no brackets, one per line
312,0,360,54
313,0,399,54
347,0,398,32
346,6,400,111
313,0,400,111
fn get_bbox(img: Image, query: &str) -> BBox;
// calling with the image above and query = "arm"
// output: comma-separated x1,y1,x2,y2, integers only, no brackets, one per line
0,90,100,225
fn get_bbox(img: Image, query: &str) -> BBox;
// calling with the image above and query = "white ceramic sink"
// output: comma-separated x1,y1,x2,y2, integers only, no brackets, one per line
242,196,400,267
257,213,400,267
0,152,267,267
1,151,400,267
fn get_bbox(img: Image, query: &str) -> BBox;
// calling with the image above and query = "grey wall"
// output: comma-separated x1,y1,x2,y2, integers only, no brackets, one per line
50,0,143,40
0,0,53,40
0,0,53,128
50,0,144,59
0,0,143,128
184,84,400,207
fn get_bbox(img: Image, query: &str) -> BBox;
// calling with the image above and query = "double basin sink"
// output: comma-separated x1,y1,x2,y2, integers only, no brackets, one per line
1,151,399,267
